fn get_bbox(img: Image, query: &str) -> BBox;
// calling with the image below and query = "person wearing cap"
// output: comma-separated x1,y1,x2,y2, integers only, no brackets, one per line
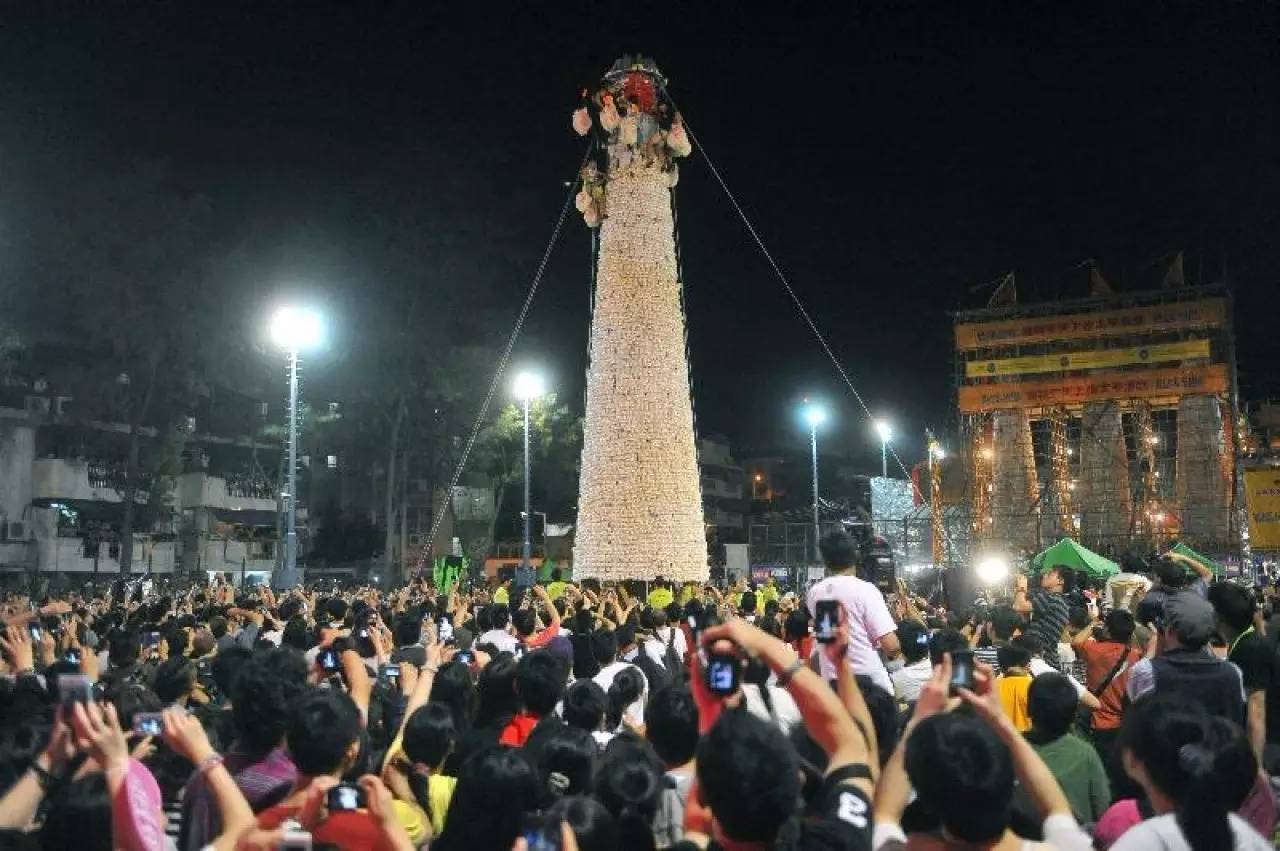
1126,591,1245,722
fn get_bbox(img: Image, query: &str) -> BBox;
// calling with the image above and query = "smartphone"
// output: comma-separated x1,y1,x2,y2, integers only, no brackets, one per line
58,673,93,707
814,599,840,643
522,812,562,851
319,649,341,672
133,712,164,737
949,649,975,696
279,830,313,851
142,631,161,648
64,648,82,666
326,783,365,812
455,649,475,666
28,623,43,643
380,664,401,686
704,652,740,696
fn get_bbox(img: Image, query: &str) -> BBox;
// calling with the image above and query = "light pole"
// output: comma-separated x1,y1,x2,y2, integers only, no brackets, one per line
514,371,546,580
803,403,827,562
875,420,893,478
270,307,322,587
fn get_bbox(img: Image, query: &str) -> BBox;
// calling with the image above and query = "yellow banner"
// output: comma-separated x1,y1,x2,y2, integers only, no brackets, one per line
965,339,1211,378
955,298,1227,350
1245,469,1280,550
957,364,1229,413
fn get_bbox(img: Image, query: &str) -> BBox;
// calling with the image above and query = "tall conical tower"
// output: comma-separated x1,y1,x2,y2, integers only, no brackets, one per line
569,56,707,582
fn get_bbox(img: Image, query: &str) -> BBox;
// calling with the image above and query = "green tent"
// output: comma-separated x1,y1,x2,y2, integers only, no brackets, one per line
1166,542,1222,577
1030,538,1120,579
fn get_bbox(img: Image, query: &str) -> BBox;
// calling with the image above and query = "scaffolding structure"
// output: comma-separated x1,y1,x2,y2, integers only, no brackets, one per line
955,286,1240,563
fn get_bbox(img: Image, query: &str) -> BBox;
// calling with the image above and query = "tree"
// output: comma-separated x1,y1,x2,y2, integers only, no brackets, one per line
470,393,582,561
20,163,223,572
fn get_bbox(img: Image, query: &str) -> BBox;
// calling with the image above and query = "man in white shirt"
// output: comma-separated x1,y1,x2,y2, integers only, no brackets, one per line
805,530,900,695
590,628,647,725
643,609,687,667
478,603,518,654
890,620,933,704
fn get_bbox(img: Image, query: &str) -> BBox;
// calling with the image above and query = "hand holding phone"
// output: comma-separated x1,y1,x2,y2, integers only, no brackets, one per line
133,712,164,737
814,599,840,644
704,651,741,696
326,783,365,812
948,649,975,696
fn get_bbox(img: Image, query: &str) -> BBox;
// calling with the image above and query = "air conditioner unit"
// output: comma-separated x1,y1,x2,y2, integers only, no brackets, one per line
24,396,51,416
54,396,73,416
6,522,26,541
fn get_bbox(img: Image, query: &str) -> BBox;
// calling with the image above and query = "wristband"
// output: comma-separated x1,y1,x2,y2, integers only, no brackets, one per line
776,657,805,687
29,759,56,790
196,754,224,775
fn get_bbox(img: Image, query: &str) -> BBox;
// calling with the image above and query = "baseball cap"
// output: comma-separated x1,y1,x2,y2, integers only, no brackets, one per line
1164,592,1217,647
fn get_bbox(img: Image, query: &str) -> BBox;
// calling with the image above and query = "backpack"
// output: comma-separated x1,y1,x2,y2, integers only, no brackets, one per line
660,626,684,682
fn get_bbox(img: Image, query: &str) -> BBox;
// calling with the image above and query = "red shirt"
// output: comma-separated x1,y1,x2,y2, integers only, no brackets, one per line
499,711,540,746
523,622,560,649
1078,640,1141,730
259,802,390,851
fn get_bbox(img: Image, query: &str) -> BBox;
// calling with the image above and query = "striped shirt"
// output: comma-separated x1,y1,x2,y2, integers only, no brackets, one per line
1029,589,1071,670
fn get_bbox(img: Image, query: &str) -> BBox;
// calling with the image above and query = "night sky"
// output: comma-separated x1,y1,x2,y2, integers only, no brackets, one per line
3,3,1277,473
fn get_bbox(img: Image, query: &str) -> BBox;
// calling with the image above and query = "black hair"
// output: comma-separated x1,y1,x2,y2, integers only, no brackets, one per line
1010,633,1041,658
489,604,511,630
210,646,252,699
739,592,757,615
590,629,619,665
40,773,111,851
1120,695,1256,851
989,605,1024,641
402,703,456,769
596,736,663,851
516,650,569,717
512,609,537,638
1153,556,1189,588
784,609,810,644
433,746,540,851
818,530,858,569
562,679,608,733
325,597,349,623
1103,609,1136,644
575,608,595,635
928,628,968,667
696,709,799,843
394,613,422,647
285,687,362,777
545,796,619,851
161,627,188,660
906,713,1014,843
231,647,309,753
997,642,1031,671
208,616,228,640
644,685,699,767
107,628,140,668
281,617,312,652
536,725,598,803
474,653,520,730
1067,605,1091,631
897,620,930,664
1027,673,1078,739
153,656,197,704
108,683,162,731
606,667,644,730
428,661,477,734
1208,581,1255,634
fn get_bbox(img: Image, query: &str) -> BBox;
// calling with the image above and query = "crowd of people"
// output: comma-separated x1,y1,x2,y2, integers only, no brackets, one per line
0,530,1276,850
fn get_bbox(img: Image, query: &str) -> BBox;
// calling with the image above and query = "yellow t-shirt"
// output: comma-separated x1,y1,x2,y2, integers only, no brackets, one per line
427,774,457,836
761,583,780,606
648,587,674,610
494,586,510,605
546,581,567,601
996,673,1033,731
392,799,429,846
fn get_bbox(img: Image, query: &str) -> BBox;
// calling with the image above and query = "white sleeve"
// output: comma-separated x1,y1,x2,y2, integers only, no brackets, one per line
872,821,907,851
1041,813,1094,851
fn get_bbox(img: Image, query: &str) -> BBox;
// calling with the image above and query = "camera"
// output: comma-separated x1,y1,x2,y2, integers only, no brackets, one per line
318,649,341,673
133,712,164,737
704,652,740,696
326,783,365,812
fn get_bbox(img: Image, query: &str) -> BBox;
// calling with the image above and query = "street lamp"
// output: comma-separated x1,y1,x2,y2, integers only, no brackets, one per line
874,420,893,478
270,306,323,587
514,371,546,578
802,402,827,562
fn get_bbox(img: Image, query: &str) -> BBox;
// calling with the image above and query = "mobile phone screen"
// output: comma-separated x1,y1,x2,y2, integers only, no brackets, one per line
814,600,840,643
319,649,340,672
949,650,975,695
